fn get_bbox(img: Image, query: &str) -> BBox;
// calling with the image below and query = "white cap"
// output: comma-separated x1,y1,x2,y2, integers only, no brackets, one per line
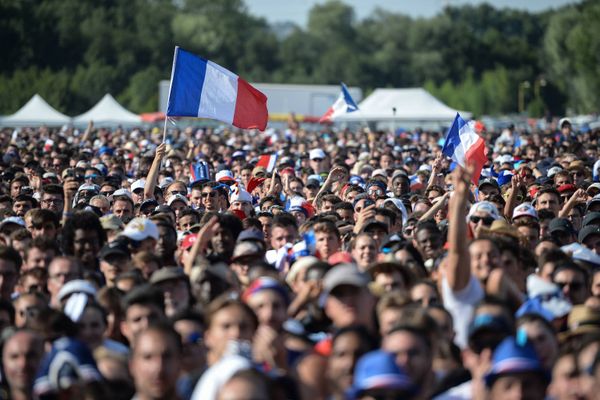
309,149,326,160
121,217,159,241
112,188,133,201
57,279,97,302
371,169,387,178
559,117,572,128
230,188,252,203
547,166,563,178
494,154,514,164
512,202,538,220
167,193,189,206
0,216,25,228
467,201,501,220
216,170,235,182
131,179,145,192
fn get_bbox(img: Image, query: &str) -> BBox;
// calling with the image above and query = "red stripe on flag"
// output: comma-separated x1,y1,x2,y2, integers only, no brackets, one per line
319,107,334,123
465,137,488,184
233,79,268,131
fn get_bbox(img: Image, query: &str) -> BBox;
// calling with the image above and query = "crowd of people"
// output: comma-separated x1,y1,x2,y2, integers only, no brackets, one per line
0,117,599,399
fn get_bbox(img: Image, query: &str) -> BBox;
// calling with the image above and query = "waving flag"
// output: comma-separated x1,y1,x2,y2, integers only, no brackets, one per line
442,113,488,184
256,154,278,173
319,83,359,123
166,47,268,130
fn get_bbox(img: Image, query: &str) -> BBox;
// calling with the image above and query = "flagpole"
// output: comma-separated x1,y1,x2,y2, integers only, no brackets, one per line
162,117,168,143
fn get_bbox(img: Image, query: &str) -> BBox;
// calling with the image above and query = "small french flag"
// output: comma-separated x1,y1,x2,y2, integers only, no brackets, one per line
442,113,488,184
256,154,278,173
44,139,54,152
166,47,268,131
189,161,210,184
319,83,359,123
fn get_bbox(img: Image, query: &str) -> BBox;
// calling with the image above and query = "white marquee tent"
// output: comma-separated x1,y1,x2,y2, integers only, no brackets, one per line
0,94,71,127
73,94,141,126
336,88,470,126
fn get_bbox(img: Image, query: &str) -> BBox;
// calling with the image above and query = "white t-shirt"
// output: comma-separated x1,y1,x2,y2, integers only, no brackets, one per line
434,380,472,400
442,274,484,349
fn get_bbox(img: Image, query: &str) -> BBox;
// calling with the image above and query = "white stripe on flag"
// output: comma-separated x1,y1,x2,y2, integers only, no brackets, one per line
453,122,480,166
198,61,238,124
267,155,277,172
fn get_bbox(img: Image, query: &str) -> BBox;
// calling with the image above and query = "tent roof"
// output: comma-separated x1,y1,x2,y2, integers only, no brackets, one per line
336,88,470,122
73,94,141,126
1,94,71,126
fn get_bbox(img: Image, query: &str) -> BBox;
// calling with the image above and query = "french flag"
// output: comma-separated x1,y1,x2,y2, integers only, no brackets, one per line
256,154,278,173
319,83,359,123
442,113,488,184
166,47,268,131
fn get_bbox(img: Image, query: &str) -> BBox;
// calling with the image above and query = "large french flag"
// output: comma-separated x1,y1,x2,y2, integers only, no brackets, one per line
442,113,488,184
319,83,359,123
166,47,268,131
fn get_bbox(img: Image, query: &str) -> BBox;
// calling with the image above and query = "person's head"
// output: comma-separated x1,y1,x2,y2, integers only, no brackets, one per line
382,325,432,388
552,262,588,305
99,240,131,287
89,195,110,215
47,256,82,305
120,284,165,344
129,324,182,400
516,314,558,370
152,216,178,264
62,211,106,271
13,291,47,328
351,233,377,271
209,213,244,261
242,277,288,332
412,220,442,261
112,195,134,224
536,187,561,215
469,237,500,283
24,208,59,240
77,301,108,350
23,236,57,272
548,350,584,400
164,180,187,203
270,214,298,250
12,194,34,217
313,220,341,259
327,325,377,396
478,179,500,201
150,267,191,318
40,184,65,216
0,246,22,301
171,309,205,373
204,294,258,365
2,329,44,396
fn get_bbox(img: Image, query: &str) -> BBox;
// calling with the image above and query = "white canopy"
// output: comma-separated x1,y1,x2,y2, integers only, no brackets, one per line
73,94,141,126
336,88,471,123
1,94,71,127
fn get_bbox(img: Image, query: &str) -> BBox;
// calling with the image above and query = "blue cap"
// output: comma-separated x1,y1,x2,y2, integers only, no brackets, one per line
349,350,415,399
484,336,547,387
349,175,365,187
497,170,513,187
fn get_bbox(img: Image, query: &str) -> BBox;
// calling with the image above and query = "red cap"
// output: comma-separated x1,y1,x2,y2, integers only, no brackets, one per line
557,183,576,193
328,251,354,266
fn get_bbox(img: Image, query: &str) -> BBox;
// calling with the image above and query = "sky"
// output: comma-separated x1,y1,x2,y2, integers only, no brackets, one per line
247,0,580,26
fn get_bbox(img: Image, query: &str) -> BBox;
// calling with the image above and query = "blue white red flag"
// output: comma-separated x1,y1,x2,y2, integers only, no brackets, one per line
166,47,268,131
442,113,488,184
319,83,359,123
256,154,278,173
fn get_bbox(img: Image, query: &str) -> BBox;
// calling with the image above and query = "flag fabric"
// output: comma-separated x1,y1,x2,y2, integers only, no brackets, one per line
189,161,210,184
319,83,359,123
442,113,488,184
166,47,268,131
256,154,278,172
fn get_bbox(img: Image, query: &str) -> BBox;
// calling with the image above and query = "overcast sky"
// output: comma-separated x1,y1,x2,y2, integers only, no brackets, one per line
247,0,580,26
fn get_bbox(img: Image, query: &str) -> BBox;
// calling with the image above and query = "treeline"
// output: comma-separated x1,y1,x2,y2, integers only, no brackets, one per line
0,0,598,117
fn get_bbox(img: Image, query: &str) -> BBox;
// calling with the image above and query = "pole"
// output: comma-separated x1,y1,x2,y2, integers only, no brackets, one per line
162,116,168,143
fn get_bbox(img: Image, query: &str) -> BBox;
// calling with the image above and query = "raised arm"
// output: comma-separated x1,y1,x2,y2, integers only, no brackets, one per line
503,174,525,219
143,143,166,201
445,165,473,291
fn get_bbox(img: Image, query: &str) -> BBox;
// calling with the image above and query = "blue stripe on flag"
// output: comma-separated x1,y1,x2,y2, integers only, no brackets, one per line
166,47,208,117
442,113,467,159
341,83,358,112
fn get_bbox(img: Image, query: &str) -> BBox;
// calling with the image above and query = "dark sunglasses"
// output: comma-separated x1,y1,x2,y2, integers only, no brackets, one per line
470,215,495,225
555,281,584,291
201,191,216,198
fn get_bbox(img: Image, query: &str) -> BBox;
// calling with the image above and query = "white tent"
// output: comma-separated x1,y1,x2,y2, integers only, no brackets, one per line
73,94,141,126
336,88,470,125
1,94,71,127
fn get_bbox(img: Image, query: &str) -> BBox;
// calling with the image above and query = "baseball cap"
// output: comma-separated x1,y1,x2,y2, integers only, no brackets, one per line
512,203,538,221
112,188,133,201
547,166,563,178
549,218,575,235
57,279,97,302
467,314,513,353
150,266,187,285
587,194,600,212
349,350,415,399
231,241,264,262
121,217,159,241
561,243,600,268
140,198,159,212
131,179,145,193
478,178,500,190
216,170,235,182
582,212,600,227
557,184,576,194
285,256,320,286
99,240,130,260
371,169,387,179
167,193,189,206
100,215,124,231
578,225,600,243
309,149,326,160
484,336,547,387
242,277,289,304
559,117,572,128
0,216,25,230
321,264,370,301
467,201,501,221
237,228,264,243
230,188,252,203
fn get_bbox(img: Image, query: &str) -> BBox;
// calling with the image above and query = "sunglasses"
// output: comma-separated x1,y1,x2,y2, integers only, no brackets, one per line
201,191,216,198
169,190,187,196
84,174,99,180
312,158,323,162
470,215,495,225
100,191,114,196
555,281,584,291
